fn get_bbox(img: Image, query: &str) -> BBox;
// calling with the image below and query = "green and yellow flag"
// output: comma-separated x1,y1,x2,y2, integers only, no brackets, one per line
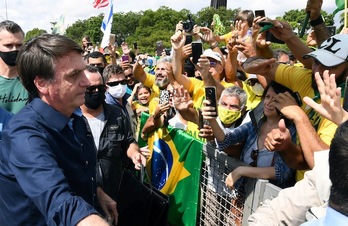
138,113,203,226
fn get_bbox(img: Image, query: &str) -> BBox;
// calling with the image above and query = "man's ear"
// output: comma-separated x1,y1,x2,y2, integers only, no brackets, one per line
34,76,49,95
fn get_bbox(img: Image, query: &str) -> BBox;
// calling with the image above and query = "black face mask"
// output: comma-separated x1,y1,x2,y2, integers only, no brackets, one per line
0,50,19,66
97,66,105,75
84,91,105,109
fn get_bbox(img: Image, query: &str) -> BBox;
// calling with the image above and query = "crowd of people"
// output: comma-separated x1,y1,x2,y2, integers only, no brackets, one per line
0,0,347,225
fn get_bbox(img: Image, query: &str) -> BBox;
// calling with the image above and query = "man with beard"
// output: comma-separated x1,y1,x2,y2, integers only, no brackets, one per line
81,65,146,203
0,20,28,113
242,34,348,170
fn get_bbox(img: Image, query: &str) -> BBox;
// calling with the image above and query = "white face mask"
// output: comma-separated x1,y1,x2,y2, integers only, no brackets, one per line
251,83,264,96
108,84,127,98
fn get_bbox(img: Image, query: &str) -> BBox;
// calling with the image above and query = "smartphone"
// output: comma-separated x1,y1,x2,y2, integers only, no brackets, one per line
191,42,203,64
185,35,193,45
343,77,348,111
205,86,218,116
156,41,164,56
254,10,265,18
159,90,170,105
122,55,129,62
292,92,303,107
164,48,171,56
266,31,285,44
133,42,138,50
109,34,115,46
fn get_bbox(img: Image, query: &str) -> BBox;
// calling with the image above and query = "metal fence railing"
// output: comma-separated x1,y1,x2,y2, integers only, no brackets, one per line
198,144,283,226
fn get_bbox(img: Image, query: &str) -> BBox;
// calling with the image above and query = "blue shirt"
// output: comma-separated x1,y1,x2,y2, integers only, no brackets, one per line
217,118,296,187
301,207,348,226
0,107,13,140
0,98,99,226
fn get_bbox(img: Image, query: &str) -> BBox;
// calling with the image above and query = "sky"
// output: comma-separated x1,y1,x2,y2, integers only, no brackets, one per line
0,0,340,34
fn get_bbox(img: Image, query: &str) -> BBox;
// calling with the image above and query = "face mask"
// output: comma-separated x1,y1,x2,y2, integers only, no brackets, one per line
218,107,241,125
108,84,127,99
251,83,264,96
0,50,19,66
84,91,105,109
97,66,105,75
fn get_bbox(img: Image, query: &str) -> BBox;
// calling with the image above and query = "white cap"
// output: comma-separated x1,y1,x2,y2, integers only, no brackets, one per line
303,34,348,67
203,49,222,63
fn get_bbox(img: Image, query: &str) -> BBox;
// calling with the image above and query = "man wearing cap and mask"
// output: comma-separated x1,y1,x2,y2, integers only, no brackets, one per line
0,20,28,113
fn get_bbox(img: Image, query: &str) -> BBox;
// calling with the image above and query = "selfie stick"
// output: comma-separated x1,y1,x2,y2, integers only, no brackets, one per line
299,12,310,38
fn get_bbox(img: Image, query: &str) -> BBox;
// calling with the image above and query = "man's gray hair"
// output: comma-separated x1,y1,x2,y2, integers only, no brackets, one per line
219,86,247,109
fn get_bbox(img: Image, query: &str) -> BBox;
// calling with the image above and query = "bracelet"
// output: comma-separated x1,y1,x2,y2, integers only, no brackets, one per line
210,42,219,49
310,15,324,27
110,54,116,58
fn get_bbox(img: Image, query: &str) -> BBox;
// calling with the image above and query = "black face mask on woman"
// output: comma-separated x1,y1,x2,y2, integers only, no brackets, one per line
84,89,105,109
0,50,19,66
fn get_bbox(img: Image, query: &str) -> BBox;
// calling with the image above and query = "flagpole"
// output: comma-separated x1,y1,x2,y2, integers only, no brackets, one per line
345,0,347,28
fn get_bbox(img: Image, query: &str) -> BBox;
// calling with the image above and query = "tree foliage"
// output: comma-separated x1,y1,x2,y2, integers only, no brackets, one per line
25,28,47,42
25,6,340,53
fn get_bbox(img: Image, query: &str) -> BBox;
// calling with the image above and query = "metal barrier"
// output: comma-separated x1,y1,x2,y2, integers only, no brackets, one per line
198,144,283,226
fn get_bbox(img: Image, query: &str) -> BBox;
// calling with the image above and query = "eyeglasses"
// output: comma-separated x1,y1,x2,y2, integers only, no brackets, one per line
209,61,219,67
246,79,259,86
106,80,127,87
86,85,106,94
249,149,258,167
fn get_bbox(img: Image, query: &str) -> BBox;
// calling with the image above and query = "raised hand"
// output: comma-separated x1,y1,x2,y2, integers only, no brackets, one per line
303,71,348,125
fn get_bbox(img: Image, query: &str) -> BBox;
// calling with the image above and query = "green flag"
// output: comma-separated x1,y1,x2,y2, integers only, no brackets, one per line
139,113,204,225
333,0,346,15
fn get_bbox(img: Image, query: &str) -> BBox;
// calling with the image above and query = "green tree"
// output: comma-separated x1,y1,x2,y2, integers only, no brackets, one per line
25,28,47,42
131,6,187,53
65,15,103,45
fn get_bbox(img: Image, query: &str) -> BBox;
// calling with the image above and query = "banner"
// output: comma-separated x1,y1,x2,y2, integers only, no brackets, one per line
138,113,203,226
100,0,114,48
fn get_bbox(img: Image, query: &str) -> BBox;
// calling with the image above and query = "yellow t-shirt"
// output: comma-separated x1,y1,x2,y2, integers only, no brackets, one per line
221,32,232,44
241,81,262,111
275,64,339,181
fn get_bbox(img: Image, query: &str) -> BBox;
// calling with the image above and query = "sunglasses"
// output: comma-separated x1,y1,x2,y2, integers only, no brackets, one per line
106,80,127,87
249,149,258,167
209,61,219,67
86,85,106,94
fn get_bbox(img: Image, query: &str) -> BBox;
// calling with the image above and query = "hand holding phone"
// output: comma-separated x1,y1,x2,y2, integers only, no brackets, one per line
205,86,218,116
122,55,129,62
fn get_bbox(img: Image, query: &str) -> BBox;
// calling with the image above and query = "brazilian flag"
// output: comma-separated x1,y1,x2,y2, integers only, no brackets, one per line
138,113,203,226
